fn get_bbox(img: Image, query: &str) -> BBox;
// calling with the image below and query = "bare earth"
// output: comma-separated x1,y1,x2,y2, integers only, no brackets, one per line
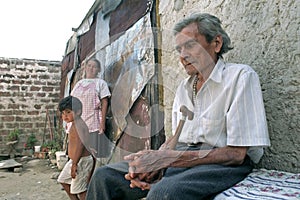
0,157,68,200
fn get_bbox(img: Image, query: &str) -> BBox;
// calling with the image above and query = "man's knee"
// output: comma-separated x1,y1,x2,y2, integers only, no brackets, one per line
90,166,108,184
146,183,177,200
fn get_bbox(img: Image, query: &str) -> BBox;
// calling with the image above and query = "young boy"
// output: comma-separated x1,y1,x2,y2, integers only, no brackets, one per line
57,96,95,200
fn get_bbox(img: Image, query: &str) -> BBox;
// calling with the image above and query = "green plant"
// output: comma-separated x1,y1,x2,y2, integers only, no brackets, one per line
41,129,65,156
25,134,38,150
8,129,20,141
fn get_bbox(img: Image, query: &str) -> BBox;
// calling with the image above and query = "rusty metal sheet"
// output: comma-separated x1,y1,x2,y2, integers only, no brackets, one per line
109,0,152,42
77,15,96,65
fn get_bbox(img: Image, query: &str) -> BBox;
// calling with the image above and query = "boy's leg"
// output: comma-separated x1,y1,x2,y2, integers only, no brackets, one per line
61,183,79,200
70,155,94,199
58,160,79,199
78,191,86,200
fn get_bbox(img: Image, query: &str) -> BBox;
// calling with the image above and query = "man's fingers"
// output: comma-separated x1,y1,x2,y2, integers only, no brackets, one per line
124,152,140,161
130,178,150,190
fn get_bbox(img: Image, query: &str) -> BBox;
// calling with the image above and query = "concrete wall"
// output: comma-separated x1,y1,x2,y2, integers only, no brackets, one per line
158,0,300,173
0,58,61,154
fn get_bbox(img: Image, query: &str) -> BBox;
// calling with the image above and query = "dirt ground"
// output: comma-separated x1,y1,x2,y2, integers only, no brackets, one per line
0,157,68,200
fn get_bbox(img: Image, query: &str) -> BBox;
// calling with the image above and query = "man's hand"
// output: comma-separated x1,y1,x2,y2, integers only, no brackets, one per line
124,150,178,173
125,173,151,190
124,149,182,190
124,170,164,190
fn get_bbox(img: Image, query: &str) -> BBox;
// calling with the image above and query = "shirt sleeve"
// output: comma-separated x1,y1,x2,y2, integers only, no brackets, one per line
226,70,270,147
172,89,180,135
96,79,111,99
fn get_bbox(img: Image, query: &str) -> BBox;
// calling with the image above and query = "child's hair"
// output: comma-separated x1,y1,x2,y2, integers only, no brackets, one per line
58,96,82,115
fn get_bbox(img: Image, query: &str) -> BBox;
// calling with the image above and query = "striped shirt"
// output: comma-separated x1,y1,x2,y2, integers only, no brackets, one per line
172,59,270,163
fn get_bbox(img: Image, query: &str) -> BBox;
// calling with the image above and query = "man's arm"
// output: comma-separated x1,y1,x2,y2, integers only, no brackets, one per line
126,146,247,173
125,146,248,190
170,146,248,167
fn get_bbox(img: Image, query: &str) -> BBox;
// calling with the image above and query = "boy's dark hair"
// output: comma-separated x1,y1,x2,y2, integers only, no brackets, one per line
58,96,82,115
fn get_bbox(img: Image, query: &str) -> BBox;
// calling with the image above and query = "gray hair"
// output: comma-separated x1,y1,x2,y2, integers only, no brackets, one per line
173,13,233,57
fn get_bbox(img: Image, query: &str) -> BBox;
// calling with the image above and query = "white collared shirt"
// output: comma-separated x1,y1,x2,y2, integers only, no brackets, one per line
172,59,270,163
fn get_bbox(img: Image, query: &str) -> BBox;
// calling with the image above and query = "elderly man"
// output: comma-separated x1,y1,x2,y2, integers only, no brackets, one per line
86,13,270,200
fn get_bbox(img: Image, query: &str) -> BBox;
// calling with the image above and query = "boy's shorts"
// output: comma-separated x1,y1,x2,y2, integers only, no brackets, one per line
57,155,94,194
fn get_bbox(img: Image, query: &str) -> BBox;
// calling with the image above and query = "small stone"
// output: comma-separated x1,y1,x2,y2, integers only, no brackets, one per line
51,172,60,179
14,167,23,173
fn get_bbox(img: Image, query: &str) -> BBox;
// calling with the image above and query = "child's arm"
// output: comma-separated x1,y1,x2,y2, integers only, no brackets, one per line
70,125,85,179
100,97,109,133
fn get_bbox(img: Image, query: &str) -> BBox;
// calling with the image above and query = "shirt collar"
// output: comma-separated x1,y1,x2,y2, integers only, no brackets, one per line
208,58,225,83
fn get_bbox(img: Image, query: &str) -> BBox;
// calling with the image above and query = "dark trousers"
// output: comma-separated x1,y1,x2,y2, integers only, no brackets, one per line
86,147,253,200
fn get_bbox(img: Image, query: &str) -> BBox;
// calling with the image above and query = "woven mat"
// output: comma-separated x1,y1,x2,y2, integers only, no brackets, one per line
214,168,300,200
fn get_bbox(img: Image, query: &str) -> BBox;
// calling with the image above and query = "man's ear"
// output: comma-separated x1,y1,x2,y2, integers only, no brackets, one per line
214,35,223,53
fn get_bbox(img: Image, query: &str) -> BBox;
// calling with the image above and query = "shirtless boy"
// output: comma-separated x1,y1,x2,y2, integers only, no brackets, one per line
57,96,95,200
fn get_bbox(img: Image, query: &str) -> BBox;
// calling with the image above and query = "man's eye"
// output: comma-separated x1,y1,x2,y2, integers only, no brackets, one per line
185,41,196,49
175,46,181,53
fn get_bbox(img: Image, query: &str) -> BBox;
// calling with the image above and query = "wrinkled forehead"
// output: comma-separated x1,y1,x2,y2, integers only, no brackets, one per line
174,23,199,46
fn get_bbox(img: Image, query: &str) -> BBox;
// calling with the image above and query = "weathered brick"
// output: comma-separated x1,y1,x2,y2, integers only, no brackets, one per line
7,85,19,91
34,80,46,85
42,86,54,92
30,86,41,91
37,93,46,97
12,110,26,115
35,122,46,128
16,117,30,122
5,123,20,129
41,99,51,104
18,75,30,79
20,123,33,128
24,93,33,98
1,116,15,121
48,93,59,98
8,104,20,109
12,79,25,85
39,75,50,79
0,110,12,115
1,79,10,84
27,111,39,115
0,91,10,97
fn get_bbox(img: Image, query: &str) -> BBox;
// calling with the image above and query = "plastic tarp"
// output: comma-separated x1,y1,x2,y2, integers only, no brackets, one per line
95,13,155,135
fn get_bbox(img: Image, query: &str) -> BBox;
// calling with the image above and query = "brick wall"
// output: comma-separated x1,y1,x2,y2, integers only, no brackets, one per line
0,57,61,154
